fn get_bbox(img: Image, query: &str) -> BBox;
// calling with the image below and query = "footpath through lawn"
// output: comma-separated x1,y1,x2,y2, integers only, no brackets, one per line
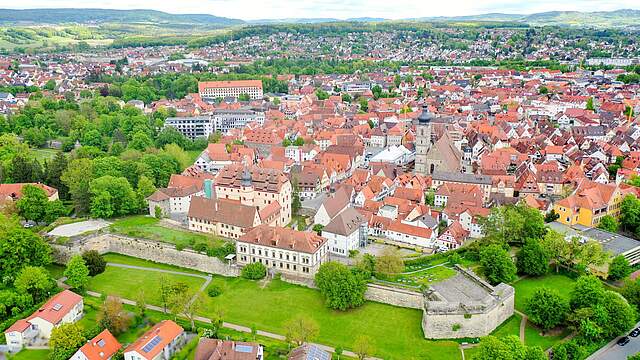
98,254,461,360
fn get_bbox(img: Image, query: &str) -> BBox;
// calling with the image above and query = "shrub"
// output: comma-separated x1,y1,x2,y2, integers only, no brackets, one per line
207,242,235,259
82,250,106,276
207,285,222,297
241,262,267,280
175,243,186,251
452,324,461,331
193,242,208,253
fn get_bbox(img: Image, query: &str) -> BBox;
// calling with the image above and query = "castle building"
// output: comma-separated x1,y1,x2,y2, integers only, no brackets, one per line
236,225,329,278
214,164,292,226
414,105,433,175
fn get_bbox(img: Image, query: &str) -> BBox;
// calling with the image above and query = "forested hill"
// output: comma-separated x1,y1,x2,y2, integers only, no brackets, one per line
419,9,640,28
0,8,244,26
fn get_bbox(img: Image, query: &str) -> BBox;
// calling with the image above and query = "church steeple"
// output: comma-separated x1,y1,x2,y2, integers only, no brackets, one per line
415,103,433,176
417,104,434,124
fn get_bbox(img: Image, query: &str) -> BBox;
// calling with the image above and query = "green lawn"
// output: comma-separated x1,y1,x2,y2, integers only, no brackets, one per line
103,253,205,275
463,346,480,359
524,323,570,350
187,150,202,163
31,148,59,163
390,265,457,287
202,276,460,360
10,349,50,360
45,263,66,280
87,264,205,305
491,313,521,339
512,274,576,312
110,215,226,249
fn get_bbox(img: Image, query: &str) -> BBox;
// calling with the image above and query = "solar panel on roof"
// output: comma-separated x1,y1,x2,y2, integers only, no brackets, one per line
142,336,162,353
97,339,105,348
306,345,331,360
52,303,63,311
235,344,254,353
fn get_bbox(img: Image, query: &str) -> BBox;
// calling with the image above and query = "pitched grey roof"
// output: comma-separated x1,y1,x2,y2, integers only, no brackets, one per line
323,207,367,236
432,170,492,185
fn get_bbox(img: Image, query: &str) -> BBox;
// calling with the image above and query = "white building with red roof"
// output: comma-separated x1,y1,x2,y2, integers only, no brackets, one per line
236,225,329,278
70,329,121,360
4,290,83,352
124,320,185,360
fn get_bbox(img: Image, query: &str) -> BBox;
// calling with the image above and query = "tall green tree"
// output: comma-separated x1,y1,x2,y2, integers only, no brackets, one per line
16,184,49,221
61,158,94,214
516,239,550,276
608,255,632,281
480,244,517,285
525,288,569,331
89,176,139,218
315,261,367,310
598,215,619,233
64,255,90,291
0,224,51,280
45,152,69,199
14,266,54,303
49,323,86,360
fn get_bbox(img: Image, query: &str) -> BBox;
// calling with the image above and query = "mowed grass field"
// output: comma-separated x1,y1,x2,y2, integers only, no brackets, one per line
202,276,460,360
93,254,460,360
512,273,576,312
110,215,225,249
87,264,206,305
9,349,51,360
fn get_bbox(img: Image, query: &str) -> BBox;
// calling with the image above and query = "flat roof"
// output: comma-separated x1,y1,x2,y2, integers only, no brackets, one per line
548,222,640,256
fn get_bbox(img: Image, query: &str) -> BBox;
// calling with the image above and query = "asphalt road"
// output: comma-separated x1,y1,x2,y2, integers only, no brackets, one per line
587,322,640,360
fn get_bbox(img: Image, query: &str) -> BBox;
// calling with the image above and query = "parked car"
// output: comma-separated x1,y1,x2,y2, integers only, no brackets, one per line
630,328,640,337
617,336,630,346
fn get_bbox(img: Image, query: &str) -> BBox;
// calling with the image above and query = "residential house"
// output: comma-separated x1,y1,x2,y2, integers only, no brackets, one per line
0,183,59,201
314,188,350,226
70,329,122,360
288,344,331,360
123,320,185,360
195,338,264,360
5,290,84,352
434,221,469,251
553,180,626,227
322,207,368,256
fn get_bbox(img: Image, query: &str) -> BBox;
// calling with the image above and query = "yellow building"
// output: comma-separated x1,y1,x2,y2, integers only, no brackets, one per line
553,180,624,227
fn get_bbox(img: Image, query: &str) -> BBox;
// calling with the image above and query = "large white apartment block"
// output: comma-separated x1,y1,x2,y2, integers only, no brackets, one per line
198,80,263,100
164,109,265,140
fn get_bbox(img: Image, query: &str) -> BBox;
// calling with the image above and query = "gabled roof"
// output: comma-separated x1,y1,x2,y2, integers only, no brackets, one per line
323,207,367,236
195,338,261,360
188,196,259,228
5,290,83,333
77,329,122,360
125,320,184,360
238,225,327,254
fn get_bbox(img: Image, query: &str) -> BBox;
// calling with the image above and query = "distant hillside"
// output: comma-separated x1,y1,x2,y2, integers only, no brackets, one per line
0,8,244,26
247,17,388,24
419,9,640,28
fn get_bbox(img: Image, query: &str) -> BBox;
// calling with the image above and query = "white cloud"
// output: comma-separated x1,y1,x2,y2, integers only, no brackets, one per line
4,0,640,20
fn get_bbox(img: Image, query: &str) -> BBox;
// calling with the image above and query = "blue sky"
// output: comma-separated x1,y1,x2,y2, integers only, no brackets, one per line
6,0,640,20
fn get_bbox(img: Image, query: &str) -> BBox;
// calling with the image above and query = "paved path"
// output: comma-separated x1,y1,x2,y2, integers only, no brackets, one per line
514,309,527,342
87,264,382,360
586,320,640,360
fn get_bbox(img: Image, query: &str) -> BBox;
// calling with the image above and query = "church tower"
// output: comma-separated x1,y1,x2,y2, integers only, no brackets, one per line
415,104,433,175
240,161,255,207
